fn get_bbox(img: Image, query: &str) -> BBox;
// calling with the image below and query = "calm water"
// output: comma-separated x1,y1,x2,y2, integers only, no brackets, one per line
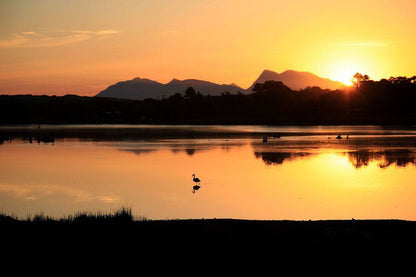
1,125,416,220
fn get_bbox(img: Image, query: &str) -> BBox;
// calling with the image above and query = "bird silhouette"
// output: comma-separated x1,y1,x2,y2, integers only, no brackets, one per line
192,174,201,193
192,174,201,184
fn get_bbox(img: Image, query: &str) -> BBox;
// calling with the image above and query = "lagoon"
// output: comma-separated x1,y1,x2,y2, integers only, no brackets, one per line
1,125,416,220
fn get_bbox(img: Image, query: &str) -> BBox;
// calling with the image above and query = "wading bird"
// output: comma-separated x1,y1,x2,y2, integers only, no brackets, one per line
192,174,202,194
192,174,201,184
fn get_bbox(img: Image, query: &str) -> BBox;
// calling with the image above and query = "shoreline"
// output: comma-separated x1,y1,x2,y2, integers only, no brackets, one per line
3,210,416,262
1,124,416,140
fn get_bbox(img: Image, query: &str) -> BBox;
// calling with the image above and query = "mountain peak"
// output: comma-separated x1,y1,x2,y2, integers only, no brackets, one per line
131,77,160,84
254,69,281,86
261,69,275,74
251,69,344,90
168,78,180,84
280,69,299,75
259,69,279,76
280,70,315,77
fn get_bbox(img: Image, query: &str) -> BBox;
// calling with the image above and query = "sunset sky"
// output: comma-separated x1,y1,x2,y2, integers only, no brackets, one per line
0,0,415,95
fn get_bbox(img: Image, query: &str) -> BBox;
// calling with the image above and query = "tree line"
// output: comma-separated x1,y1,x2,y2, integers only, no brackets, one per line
1,73,415,125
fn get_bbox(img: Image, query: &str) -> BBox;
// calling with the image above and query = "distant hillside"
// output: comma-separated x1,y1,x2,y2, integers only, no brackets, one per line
96,77,246,100
250,69,345,90
96,70,345,100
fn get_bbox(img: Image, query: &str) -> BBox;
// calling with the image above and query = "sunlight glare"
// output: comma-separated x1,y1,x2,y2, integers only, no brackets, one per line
329,62,363,86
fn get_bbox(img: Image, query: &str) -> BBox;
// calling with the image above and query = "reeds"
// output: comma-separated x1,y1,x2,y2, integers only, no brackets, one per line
0,206,147,223
67,206,136,223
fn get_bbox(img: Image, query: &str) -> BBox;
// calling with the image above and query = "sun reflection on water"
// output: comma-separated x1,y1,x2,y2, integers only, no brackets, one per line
1,133,416,220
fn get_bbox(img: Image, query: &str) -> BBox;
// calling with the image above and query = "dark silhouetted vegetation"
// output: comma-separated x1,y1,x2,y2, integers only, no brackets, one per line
2,208,416,267
4,207,138,223
1,74,415,125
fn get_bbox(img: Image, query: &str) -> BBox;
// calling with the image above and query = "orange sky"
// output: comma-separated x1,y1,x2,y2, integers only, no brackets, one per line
0,0,415,96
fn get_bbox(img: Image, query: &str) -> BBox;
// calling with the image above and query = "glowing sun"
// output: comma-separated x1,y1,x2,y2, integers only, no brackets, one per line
330,63,362,86
321,57,368,86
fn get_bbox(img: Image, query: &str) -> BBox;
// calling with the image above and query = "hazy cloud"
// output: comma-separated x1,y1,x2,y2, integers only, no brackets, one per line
336,41,388,48
72,29,120,35
96,195,121,203
21,31,37,36
0,29,120,48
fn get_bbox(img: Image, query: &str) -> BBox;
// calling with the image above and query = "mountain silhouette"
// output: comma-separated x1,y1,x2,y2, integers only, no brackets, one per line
96,70,345,100
250,69,345,90
97,77,164,100
96,77,246,100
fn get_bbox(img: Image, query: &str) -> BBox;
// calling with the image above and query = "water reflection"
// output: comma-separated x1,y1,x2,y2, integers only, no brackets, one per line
2,125,416,220
249,136,416,168
2,124,416,141
120,149,157,156
30,135,55,144
347,149,416,169
114,138,416,169
254,152,313,165
0,136,13,144
253,149,416,169
115,139,247,157
1,135,55,145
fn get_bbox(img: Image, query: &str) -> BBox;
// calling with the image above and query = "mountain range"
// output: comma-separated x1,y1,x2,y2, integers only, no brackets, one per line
96,69,345,100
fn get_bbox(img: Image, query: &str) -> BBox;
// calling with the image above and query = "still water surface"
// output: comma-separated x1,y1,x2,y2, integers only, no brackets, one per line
1,125,416,220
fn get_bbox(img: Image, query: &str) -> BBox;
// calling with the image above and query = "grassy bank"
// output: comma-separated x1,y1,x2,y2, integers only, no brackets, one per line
1,206,139,223
2,208,416,266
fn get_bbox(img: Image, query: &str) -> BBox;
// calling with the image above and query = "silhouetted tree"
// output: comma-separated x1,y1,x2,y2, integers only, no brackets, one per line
169,93,184,101
352,73,370,88
184,87,196,98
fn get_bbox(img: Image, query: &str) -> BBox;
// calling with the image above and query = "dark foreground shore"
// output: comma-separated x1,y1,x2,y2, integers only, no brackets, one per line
2,212,416,267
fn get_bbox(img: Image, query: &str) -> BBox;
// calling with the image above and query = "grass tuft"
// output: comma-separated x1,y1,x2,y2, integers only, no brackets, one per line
69,206,135,223
0,206,146,224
